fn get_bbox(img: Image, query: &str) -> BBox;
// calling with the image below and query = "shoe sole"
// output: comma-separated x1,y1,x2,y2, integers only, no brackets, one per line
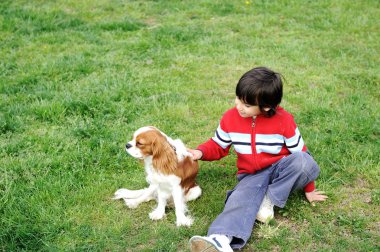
189,236,220,252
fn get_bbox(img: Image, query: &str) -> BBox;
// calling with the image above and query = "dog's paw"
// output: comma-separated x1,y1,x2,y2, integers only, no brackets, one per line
149,209,165,220
113,189,132,200
176,216,193,227
123,199,140,209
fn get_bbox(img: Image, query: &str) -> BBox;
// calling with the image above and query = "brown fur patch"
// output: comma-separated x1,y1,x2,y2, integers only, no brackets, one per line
174,156,199,194
137,130,177,174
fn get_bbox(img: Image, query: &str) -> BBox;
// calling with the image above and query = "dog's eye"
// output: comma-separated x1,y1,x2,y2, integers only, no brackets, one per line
136,142,143,146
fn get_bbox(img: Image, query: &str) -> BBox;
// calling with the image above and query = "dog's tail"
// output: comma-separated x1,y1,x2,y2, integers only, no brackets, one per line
113,188,146,199
185,185,202,202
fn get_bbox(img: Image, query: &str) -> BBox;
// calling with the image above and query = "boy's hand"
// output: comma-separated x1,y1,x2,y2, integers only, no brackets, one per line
187,149,203,160
305,190,328,206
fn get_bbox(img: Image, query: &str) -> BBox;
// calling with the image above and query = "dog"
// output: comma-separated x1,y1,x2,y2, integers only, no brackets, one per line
114,126,201,227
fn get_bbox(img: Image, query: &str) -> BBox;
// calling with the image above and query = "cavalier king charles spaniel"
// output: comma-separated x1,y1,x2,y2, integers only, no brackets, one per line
114,126,201,227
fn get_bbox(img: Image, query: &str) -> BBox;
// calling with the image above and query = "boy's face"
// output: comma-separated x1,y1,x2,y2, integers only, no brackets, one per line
235,97,269,118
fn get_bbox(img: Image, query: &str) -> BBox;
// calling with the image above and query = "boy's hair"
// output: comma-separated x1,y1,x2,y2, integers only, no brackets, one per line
236,66,283,117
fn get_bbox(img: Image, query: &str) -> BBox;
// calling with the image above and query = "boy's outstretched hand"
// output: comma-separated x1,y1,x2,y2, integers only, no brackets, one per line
305,190,328,206
187,149,203,160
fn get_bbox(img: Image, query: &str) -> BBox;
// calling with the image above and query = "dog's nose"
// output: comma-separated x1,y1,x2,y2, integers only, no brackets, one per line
126,143,132,149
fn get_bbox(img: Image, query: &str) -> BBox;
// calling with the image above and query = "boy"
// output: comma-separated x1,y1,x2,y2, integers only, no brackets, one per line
188,67,327,252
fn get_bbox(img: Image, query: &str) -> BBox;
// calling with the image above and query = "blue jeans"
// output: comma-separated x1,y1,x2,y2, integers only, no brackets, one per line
207,152,320,249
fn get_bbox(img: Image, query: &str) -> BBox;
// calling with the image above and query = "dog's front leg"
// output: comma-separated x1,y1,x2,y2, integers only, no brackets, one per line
149,189,169,220
172,186,193,227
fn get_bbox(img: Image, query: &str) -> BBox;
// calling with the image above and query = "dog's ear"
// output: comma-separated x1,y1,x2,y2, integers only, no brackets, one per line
152,134,177,174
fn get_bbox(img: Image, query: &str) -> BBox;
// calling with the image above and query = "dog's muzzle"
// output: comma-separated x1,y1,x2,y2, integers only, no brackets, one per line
126,143,132,149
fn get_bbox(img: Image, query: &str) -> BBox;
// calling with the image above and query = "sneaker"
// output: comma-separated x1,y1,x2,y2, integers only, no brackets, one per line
189,235,233,252
256,193,274,223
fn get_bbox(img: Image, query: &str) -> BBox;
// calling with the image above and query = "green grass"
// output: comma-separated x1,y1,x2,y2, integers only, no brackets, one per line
1,0,379,251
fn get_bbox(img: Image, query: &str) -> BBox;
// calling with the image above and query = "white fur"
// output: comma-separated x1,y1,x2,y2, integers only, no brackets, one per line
114,127,201,227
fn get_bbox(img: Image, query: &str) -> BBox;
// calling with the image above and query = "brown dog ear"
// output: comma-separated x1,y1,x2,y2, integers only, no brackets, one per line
152,134,177,174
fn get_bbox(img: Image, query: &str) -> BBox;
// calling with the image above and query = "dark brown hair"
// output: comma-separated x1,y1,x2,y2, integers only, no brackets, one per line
236,66,283,117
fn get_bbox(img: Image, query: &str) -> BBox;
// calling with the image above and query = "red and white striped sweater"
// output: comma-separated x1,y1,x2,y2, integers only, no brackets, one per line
197,106,315,192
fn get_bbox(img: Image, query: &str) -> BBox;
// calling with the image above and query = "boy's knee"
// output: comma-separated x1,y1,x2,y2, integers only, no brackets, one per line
301,152,320,180
290,152,320,180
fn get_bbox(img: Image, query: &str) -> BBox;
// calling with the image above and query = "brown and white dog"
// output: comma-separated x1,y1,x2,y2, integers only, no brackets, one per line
114,126,201,227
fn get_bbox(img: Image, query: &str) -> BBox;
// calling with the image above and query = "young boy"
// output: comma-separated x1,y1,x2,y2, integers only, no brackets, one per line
188,67,327,252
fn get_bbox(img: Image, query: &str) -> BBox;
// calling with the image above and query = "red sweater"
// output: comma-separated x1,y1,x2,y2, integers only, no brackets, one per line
197,106,315,192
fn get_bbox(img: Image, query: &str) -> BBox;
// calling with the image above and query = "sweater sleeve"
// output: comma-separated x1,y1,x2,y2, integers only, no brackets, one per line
197,115,232,161
304,181,315,193
283,115,307,153
197,138,231,161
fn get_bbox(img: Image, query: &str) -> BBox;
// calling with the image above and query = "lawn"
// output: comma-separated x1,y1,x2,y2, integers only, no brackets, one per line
1,0,379,251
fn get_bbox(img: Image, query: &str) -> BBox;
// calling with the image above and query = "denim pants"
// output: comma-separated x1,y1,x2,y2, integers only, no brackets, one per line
207,152,320,250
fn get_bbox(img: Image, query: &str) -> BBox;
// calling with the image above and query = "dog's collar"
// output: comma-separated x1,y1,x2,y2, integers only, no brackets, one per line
170,144,176,152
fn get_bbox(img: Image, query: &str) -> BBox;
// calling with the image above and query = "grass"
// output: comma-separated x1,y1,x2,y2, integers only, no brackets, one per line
0,0,379,251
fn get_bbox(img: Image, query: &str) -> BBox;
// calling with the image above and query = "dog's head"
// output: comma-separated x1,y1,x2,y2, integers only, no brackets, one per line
125,126,177,173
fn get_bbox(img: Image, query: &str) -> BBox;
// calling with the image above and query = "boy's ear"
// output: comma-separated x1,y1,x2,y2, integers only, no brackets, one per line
263,107,271,112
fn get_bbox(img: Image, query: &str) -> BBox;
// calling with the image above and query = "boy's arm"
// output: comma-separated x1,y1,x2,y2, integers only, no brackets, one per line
196,138,231,161
188,138,230,161
192,115,232,161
